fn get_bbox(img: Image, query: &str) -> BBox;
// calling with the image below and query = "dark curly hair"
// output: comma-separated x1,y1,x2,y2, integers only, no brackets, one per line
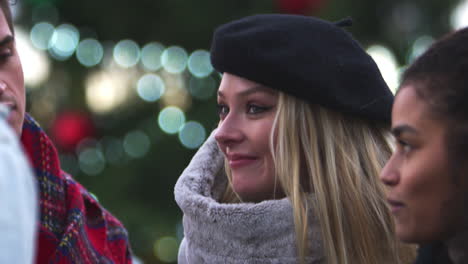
0,0,15,34
400,27,468,178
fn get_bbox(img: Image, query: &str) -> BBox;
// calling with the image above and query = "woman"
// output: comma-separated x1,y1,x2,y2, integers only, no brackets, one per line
176,14,414,263
380,27,468,264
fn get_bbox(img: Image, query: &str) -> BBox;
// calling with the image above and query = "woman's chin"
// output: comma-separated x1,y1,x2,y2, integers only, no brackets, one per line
231,172,277,202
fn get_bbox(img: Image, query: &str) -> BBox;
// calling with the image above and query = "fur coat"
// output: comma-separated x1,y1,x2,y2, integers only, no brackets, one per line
175,132,324,263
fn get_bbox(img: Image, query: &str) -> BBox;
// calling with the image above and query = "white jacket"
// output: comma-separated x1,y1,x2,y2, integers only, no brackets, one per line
0,106,38,264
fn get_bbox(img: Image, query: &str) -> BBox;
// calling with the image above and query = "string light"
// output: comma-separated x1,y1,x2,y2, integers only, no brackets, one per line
161,46,188,74
158,106,186,134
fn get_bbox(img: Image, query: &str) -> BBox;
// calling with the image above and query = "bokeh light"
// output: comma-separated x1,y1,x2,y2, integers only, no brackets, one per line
158,106,186,134
113,40,140,68
141,42,165,71
30,22,55,50
132,256,144,264
17,28,51,88
137,74,165,102
153,236,178,263
49,24,80,60
188,76,216,100
75,138,100,156
78,147,106,176
408,36,434,63
160,72,191,110
367,45,399,93
178,121,206,149
187,50,213,78
76,38,104,67
59,153,80,176
102,137,125,165
50,111,96,152
123,131,151,158
161,46,188,74
451,0,468,30
85,69,131,114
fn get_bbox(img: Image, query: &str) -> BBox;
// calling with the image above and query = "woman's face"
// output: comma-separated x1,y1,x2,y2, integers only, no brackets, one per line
380,85,467,243
215,73,280,202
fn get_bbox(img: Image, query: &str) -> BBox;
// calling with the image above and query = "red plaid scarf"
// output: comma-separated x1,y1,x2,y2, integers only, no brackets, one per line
21,114,132,264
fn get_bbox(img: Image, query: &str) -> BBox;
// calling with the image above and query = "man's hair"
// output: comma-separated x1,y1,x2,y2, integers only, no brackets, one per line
0,0,14,34
221,92,414,263
400,27,468,176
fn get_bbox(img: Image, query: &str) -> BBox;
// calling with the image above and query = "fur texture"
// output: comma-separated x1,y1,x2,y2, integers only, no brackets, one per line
175,132,325,263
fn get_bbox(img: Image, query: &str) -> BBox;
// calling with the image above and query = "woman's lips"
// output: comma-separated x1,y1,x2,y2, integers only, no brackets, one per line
227,154,258,169
387,199,405,213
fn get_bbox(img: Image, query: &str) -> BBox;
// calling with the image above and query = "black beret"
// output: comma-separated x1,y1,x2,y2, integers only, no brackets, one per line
210,14,394,123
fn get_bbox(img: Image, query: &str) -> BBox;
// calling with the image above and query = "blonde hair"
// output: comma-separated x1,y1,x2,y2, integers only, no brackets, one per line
221,92,413,263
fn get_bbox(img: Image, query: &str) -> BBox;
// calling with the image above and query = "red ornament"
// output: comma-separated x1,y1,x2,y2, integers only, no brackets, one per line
50,111,96,152
277,0,325,15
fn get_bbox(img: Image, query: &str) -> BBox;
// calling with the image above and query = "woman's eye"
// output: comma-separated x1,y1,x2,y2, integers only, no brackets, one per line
217,104,229,117
397,139,412,154
247,104,269,114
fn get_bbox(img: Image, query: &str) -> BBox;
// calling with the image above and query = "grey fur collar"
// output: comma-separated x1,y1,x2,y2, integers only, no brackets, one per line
175,132,325,263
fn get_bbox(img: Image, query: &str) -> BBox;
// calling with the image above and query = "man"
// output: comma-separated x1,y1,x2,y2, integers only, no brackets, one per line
0,1,132,263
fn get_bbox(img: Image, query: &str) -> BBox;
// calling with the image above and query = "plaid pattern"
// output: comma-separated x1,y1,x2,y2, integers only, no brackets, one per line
21,114,132,264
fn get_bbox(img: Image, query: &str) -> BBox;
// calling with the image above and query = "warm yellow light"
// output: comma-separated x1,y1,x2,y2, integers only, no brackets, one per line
85,68,131,114
451,0,468,30
16,27,51,88
160,70,191,111
367,45,399,94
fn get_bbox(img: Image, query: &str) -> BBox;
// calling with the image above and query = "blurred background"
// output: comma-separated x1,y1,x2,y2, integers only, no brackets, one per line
11,0,468,263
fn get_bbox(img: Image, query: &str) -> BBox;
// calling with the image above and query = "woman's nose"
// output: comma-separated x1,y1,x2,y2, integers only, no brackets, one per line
380,155,401,187
214,116,244,146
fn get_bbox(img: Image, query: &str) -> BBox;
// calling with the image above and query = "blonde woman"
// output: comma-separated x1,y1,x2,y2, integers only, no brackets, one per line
175,14,414,263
